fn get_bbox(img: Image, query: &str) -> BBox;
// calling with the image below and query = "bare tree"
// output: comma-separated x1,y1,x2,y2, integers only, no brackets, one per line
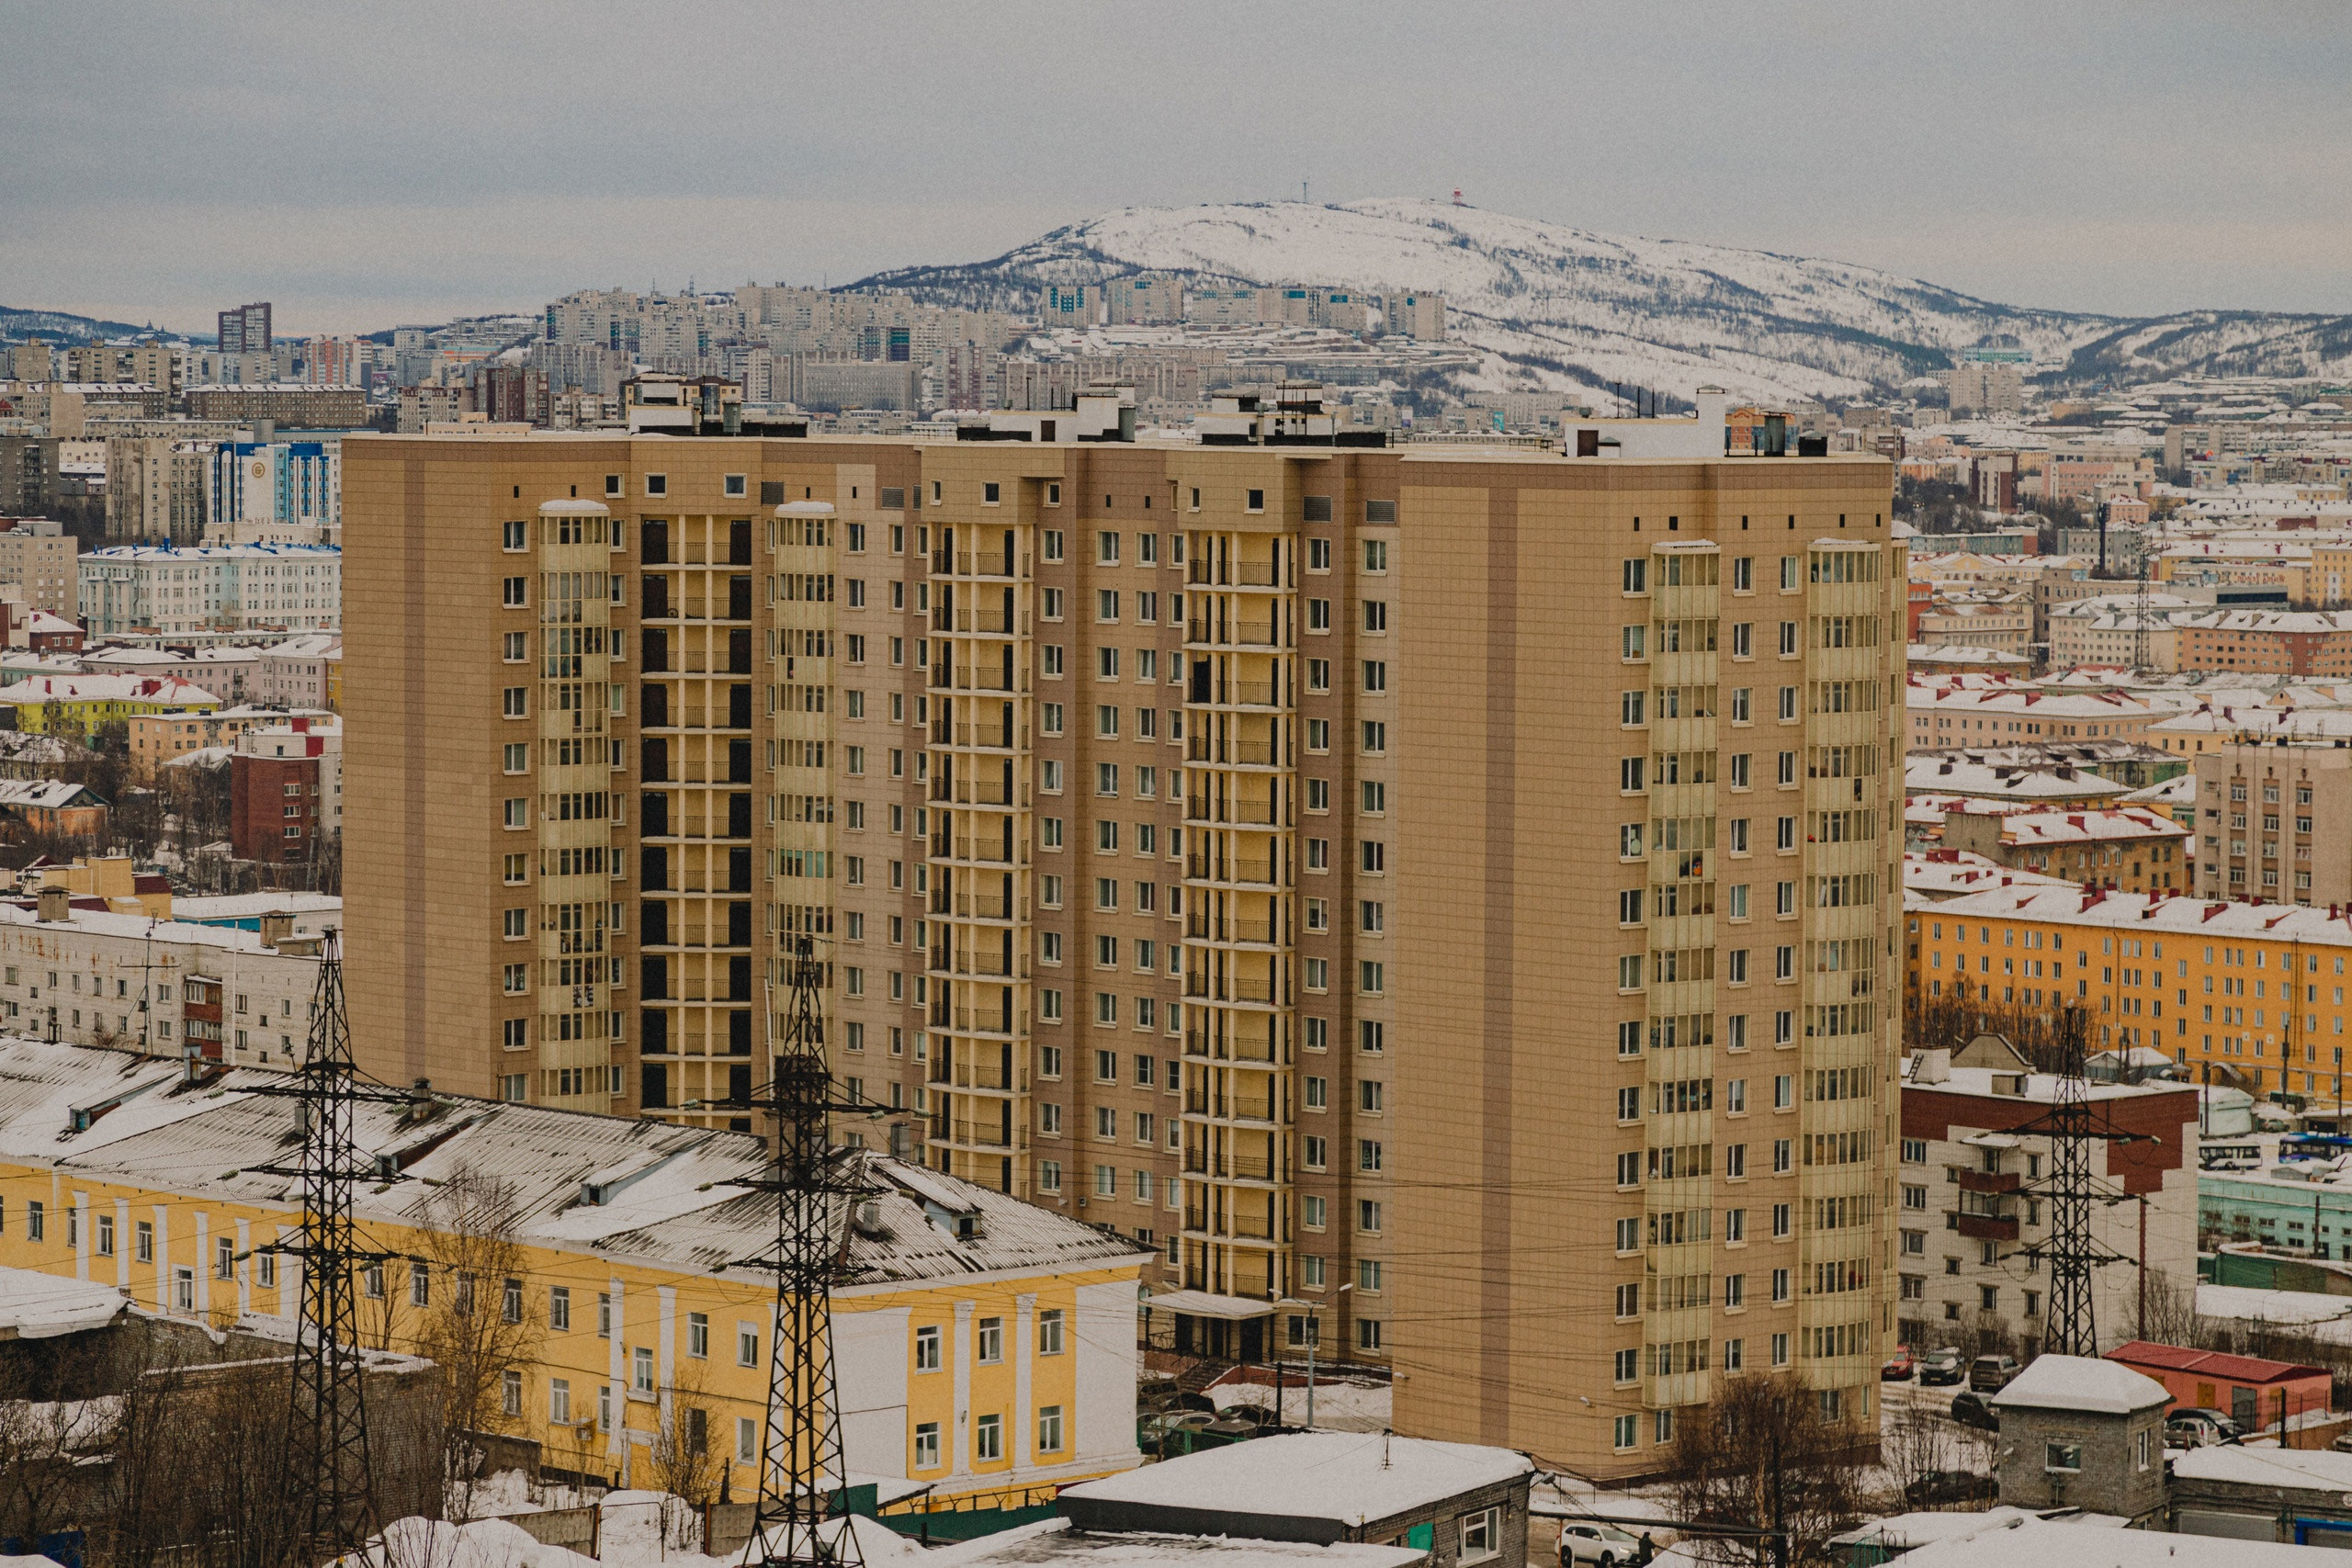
0,1335,116,1551
649,1361,729,1512
1878,1396,1990,1510
1664,1374,1866,1568
412,1169,545,1522
2137,1266,2200,1347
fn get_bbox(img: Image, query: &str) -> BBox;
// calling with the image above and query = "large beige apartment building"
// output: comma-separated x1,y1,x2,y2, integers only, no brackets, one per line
343,424,1902,1478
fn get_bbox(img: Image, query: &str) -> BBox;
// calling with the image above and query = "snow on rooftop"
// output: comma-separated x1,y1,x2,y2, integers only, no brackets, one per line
1060,1431,1530,1528
0,1261,130,1337
1989,1353,2168,1414
1895,1513,2307,1567
1930,882,2352,947
0,1036,1144,1290
2170,1441,2352,1490
923,1520,1428,1568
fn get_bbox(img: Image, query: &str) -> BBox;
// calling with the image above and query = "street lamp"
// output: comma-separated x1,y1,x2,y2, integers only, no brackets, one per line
1273,1283,1352,1430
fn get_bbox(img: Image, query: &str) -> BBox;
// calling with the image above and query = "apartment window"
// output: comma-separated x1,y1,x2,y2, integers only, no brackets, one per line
977,1316,1003,1363
1459,1511,1499,1565
1037,1404,1065,1454
1039,1308,1064,1355
913,1423,941,1470
913,1325,942,1371
1363,601,1387,632
738,1323,760,1367
974,1413,1002,1462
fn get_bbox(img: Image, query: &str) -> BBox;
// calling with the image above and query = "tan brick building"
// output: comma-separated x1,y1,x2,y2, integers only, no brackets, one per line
343,429,1902,1478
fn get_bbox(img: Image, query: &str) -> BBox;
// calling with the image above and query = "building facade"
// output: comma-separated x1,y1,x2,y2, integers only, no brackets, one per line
217,301,272,356
208,440,341,545
343,430,1903,1477
230,715,342,863
0,1035,1148,1506
2187,741,2352,907
78,543,340,637
1899,1047,2197,1357
1910,884,2352,1100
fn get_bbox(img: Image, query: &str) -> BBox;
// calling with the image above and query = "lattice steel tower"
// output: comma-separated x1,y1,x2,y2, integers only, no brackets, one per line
735,936,868,1568
2040,1005,2101,1355
258,930,381,1562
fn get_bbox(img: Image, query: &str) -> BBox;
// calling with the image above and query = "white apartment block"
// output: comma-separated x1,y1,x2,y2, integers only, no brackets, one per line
1899,1043,2197,1357
79,544,340,638
0,899,329,1070
254,635,341,709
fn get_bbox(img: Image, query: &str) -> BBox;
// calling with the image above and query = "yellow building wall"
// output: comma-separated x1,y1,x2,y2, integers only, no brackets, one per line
0,1159,1136,1506
1911,904,2352,1097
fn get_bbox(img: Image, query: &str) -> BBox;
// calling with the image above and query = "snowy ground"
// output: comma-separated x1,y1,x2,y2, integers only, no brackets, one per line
1209,1373,1392,1432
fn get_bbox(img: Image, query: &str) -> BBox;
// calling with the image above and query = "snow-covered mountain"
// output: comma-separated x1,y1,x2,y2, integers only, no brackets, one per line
859,197,2352,404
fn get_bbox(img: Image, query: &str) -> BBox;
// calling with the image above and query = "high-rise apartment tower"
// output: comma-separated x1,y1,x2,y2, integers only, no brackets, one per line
219,301,273,357
343,425,1902,1477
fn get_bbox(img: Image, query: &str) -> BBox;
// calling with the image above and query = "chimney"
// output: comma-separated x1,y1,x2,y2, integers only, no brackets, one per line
36,886,69,923
257,910,295,950
1912,1046,1951,1085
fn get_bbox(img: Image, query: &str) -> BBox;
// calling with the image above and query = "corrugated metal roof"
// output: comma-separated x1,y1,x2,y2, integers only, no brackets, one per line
0,1038,1145,1287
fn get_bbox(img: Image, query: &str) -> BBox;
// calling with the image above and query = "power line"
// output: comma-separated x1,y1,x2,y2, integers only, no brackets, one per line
723,936,872,1568
243,930,409,1562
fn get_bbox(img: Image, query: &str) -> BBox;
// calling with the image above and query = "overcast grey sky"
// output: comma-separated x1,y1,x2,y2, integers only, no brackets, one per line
6,2,2349,336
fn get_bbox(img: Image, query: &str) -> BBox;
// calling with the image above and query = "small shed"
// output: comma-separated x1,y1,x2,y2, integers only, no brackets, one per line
1058,1433,1532,1568
1988,1354,2170,1523
2104,1339,2333,1438
2171,1444,2352,1546
935,1520,1432,1568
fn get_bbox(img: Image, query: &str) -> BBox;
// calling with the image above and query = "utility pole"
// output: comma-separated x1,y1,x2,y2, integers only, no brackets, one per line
727,937,873,1568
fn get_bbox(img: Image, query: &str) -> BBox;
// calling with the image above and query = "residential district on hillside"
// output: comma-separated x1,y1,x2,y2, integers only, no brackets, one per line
13,274,2352,1567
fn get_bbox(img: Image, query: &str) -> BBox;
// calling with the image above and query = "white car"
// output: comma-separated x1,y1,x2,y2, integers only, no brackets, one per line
1558,1523,1641,1566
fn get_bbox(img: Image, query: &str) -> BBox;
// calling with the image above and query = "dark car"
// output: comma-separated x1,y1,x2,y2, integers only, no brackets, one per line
1949,1392,2000,1433
1918,1348,1965,1386
1968,1353,2022,1393
1905,1469,1998,1507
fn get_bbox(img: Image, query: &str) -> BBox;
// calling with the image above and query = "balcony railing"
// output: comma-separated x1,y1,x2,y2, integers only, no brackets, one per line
1187,619,1279,648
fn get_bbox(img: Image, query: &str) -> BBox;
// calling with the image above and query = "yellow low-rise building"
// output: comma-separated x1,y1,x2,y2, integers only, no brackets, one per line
128,705,274,775
0,1038,1148,1505
1910,883,2352,1098
0,674,221,737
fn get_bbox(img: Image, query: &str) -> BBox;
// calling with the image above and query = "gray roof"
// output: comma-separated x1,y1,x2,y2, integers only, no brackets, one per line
0,1036,1147,1289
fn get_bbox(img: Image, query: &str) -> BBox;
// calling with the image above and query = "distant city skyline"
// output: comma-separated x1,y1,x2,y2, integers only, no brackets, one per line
6,3,2351,335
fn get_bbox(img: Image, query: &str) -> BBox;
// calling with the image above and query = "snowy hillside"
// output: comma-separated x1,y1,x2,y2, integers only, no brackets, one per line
860,197,2352,403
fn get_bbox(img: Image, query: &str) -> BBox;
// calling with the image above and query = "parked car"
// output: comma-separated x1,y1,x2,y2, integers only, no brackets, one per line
2170,1413,2236,1449
1905,1469,1998,1507
1558,1523,1642,1567
1949,1392,2000,1433
1881,1345,1917,1381
1968,1354,2022,1393
1917,1348,1965,1386
2169,1407,2245,1447
1138,1409,1218,1455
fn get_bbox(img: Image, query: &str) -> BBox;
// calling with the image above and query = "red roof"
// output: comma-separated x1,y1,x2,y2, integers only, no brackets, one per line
2107,1339,2326,1383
